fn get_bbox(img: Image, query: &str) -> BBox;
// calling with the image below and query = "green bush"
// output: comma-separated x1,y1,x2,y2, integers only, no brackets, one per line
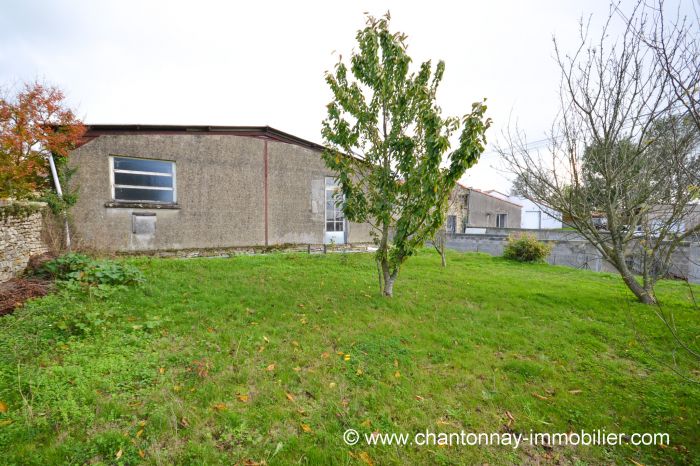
502,233,552,263
38,253,145,288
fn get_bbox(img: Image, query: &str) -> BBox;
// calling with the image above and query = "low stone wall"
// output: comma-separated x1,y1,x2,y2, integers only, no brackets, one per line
114,242,376,259
445,228,700,284
0,201,49,282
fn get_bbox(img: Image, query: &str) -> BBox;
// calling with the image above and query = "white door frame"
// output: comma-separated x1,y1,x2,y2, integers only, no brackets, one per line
324,177,345,244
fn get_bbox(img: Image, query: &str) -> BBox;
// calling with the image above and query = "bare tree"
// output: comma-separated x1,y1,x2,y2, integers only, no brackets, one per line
498,2,700,304
640,0,700,134
623,0,700,188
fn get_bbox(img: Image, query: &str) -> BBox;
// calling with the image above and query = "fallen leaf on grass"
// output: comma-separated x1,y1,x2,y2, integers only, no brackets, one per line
505,411,515,427
415,395,424,401
116,449,123,459
301,424,313,433
136,429,144,438
266,364,276,371
358,451,374,465
344,354,351,361
179,417,190,428
241,459,267,466
158,367,165,374
394,371,401,378
532,392,549,401
629,459,645,466
237,394,250,403
436,418,460,428
263,336,270,343
285,392,295,401
0,401,7,413
138,450,145,458
321,352,330,359
212,403,228,411
568,389,582,395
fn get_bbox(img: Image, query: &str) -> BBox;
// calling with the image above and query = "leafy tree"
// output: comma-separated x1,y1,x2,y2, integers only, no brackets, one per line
321,13,491,296
0,81,85,200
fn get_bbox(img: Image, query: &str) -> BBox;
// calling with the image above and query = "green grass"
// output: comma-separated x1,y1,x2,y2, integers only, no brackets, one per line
1,250,698,465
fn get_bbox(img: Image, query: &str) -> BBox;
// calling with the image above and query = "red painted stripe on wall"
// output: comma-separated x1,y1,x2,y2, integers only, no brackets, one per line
264,140,269,246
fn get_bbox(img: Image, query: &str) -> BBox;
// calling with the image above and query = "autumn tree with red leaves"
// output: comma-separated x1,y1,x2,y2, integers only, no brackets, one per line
0,82,85,200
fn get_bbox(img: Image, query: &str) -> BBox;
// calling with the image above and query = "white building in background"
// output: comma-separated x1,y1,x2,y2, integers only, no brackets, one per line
482,190,563,230
508,195,563,230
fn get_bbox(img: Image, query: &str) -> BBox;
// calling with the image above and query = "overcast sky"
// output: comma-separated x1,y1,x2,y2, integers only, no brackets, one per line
0,0,676,192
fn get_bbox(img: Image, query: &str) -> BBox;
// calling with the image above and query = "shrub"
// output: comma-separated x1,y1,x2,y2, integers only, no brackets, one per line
502,233,552,263
38,253,145,288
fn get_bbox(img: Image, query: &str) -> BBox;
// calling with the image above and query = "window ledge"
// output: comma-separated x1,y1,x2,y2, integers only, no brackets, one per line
104,201,180,210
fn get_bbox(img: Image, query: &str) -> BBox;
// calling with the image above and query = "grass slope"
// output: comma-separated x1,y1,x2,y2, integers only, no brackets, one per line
0,250,698,465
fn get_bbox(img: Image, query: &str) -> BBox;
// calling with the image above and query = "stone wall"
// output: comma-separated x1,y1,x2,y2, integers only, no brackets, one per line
0,202,48,282
445,228,700,284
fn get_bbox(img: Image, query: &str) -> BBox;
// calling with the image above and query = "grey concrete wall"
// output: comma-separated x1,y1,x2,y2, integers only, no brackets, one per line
446,186,522,231
266,140,371,245
0,202,48,281
68,134,373,252
445,228,699,284
466,190,522,229
689,243,700,284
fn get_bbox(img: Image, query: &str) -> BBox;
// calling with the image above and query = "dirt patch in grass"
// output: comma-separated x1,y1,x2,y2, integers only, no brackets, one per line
0,277,53,316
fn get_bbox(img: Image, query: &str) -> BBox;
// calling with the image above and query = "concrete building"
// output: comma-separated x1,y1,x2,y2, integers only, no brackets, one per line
647,203,700,234
67,125,373,252
445,183,521,232
507,195,563,230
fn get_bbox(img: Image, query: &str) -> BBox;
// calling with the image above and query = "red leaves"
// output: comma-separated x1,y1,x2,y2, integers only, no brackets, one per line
0,81,85,198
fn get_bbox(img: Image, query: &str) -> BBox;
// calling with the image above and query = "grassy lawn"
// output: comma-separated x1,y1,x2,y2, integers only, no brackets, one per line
1,250,698,465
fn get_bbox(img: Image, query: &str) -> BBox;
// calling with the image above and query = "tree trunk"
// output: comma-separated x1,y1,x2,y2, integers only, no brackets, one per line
383,274,396,297
381,259,392,297
380,258,398,297
433,230,447,268
620,267,657,305
612,248,657,305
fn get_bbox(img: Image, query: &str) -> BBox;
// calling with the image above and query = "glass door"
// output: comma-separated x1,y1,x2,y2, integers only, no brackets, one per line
324,177,345,244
